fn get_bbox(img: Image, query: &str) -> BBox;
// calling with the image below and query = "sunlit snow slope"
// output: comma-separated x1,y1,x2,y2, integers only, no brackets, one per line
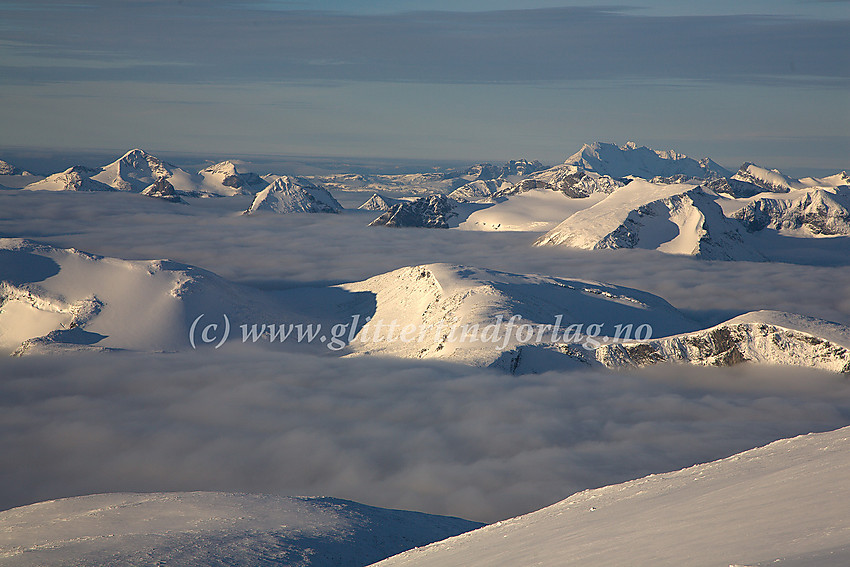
373,426,850,567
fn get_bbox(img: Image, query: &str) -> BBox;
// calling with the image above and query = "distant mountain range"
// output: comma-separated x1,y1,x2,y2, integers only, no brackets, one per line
5,143,849,257
18,149,269,197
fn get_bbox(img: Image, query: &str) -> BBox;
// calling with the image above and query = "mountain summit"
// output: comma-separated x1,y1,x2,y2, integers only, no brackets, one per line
244,176,342,214
564,141,731,179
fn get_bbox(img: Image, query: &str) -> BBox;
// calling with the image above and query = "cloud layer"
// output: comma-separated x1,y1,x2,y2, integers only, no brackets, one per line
2,350,849,523
2,189,850,523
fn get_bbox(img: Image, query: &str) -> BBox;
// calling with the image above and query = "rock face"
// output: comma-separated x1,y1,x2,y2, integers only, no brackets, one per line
338,263,694,370
357,193,403,211
498,167,625,199
731,162,798,193
732,187,850,235
368,194,457,228
590,311,850,374
503,159,545,177
0,159,33,175
141,177,183,203
465,160,544,180
198,160,267,196
91,148,177,192
700,176,765,198
534,181,763,261
563,141,731,179
245,176,342,214
23,166,114,192
448,180,505,202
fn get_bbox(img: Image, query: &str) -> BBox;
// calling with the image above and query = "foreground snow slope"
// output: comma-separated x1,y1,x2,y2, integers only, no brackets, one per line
0,492,482,567
373,425,850,567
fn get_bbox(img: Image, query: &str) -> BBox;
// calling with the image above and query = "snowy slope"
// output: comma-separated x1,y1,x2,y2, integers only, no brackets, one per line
535,180,763,260
447,179,507,202
88,150,263,197
245,176,342,214
731,163,849,194
357,193,405,211
508,164,626,198
0,239,300,355
732,186,850,236
456,190,606,232
373,425,850,567
197,160,268,196
0,492,482,567
90,149,197,193
338,264,694,370
317,172,456,196
593,310,850,373
563,141,731,179
22,166,112,192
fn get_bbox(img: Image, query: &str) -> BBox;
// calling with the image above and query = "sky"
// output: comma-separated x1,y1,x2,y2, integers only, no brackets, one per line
0,0,848,175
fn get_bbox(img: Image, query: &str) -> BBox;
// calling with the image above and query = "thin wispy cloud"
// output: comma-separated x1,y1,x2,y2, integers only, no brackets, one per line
1,5,847,86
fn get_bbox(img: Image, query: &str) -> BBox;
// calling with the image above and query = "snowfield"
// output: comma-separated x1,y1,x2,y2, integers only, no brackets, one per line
372,425,850,567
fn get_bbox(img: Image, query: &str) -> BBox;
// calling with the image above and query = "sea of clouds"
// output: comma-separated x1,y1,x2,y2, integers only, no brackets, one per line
2,189,850,523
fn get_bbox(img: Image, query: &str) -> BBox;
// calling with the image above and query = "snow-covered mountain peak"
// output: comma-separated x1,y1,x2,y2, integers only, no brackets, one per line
535,181,763,260
245,175,342,214
564,141,731,179
731,162,799,192
368,194,457,228
199,160,240,176
0,159,32,176
358,193,404,211
339,263,694,370
732,185,850,235
117,148,170,173
90,149,178,192
592,309,850,373
23,166,113,192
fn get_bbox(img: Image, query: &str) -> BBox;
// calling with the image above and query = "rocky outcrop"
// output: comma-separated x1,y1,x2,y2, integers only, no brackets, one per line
369,194,457,228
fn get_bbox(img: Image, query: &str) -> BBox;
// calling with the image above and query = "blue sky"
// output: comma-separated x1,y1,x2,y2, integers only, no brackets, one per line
0,0,848,174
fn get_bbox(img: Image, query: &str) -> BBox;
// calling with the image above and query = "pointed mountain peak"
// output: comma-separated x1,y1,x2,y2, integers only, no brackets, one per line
245,176,341,214
200,160,240,176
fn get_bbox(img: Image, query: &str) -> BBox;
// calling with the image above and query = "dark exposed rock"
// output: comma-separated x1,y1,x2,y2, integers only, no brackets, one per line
369,194,457,228
141,177,183,203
